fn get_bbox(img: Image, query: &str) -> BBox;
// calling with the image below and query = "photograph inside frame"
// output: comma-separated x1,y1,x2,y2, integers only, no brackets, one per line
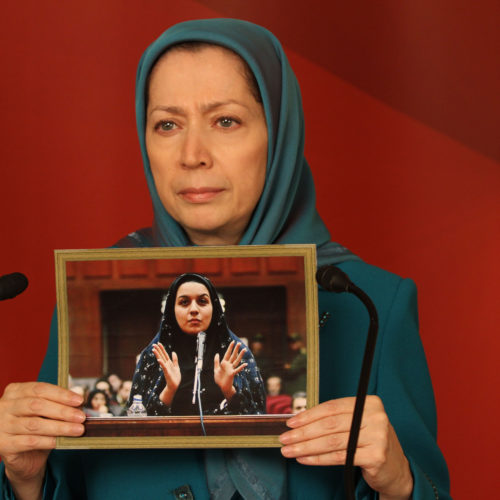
55,245,318,449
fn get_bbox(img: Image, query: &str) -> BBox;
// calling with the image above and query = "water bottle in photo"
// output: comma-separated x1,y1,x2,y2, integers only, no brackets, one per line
127,394,147,417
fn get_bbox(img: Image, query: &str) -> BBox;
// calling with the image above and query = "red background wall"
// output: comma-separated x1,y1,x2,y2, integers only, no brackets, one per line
1,1,498,497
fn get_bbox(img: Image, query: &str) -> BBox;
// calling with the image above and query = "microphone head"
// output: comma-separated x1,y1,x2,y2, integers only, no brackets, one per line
0,272,29,300
316,265,351,293
196,331,206,355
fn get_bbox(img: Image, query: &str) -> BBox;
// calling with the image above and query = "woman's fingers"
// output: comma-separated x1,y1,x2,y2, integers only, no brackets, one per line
0,382,86,462
222,341,246,366
233,345,246,365
152,344,160,359
222,340,235,361
153,346,181,389
152,343,170,364
2,416,84,451
171,351,178,366
1,383,85,425
2,410,85,438
278,396,413,496
7,396,86,424
153,343,179,377
3,382,83,408
156,356,171,373
291,439,395,469
281,396,385,447
281,430,352,461
233,362,248,374
286,397,357,428
156,342,169,358
280,411,354,445
156,348,181,404
0,381,86,489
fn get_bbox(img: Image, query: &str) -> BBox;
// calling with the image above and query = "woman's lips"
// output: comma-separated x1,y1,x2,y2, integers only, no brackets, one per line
178,187,224,203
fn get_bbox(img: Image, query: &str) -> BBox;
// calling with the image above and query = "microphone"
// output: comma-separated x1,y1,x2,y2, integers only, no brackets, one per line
316,265,353,293
192,331,206,404
316,265,379,500
195,330,207,371
0,272,29,300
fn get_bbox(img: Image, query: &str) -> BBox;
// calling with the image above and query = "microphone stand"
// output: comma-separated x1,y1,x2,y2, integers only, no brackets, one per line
195,367,207,436
343,284,378,499
316,266,379,500
192,331,207,436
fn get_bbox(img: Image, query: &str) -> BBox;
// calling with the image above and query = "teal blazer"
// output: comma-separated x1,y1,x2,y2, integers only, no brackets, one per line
1,260,451,499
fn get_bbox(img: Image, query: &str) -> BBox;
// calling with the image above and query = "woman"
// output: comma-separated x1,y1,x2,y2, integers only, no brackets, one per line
83,389,111,418
129,273,265,415
0,19,450,499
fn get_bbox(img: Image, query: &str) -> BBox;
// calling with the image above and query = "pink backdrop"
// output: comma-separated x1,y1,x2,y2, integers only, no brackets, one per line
1,2,499,498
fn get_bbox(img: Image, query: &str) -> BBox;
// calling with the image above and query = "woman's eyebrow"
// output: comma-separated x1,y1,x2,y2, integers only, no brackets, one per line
150,105,183,115
200,100,247,113
176,293,209,299
149,100,248,116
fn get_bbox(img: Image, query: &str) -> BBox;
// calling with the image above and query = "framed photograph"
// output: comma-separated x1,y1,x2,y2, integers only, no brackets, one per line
55,244,318,449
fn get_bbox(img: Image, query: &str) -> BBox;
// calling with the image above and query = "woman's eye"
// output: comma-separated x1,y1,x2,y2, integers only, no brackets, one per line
217,117,239,128
156,120,176,132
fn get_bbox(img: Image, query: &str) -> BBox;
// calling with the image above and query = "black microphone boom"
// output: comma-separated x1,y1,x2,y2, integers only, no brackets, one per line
0,272,29,300
316,265,379,500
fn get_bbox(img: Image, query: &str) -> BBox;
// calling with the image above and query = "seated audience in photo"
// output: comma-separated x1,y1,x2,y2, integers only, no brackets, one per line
94,378,113,398
282,332,307,394
291,391,307,414
117,380,132,407
249,333,273,382
265,375,292,414
83,389,112,417
106,373,122,398
94,377,122,416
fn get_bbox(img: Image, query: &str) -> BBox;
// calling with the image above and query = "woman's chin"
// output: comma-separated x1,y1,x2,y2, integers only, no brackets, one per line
180,217,246,246
182,326,204,335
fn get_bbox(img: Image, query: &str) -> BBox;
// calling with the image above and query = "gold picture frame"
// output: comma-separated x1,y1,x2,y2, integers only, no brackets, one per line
55,244,318,449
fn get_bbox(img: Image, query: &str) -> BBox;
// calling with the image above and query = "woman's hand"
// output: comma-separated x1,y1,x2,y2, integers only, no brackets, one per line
153,342,181,405
96,404,110,416
214,341,248,401
279,396,413,500
0,382,85,500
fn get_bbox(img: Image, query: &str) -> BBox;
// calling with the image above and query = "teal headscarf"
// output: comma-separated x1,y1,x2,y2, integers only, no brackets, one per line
134,18,357,266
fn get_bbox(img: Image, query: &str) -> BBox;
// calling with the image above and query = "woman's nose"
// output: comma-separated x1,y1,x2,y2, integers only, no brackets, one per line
188,303,199,315
180,128,212,169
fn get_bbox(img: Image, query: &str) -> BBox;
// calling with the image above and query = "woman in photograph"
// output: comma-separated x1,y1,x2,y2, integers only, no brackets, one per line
83,389,111,418
0,18,450,500
129,273,266,416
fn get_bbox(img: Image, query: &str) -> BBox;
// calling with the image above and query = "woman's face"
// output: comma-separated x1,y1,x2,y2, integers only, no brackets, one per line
95,380,111,396
91,392,106,410
146,46,268,246
174,281,213,335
